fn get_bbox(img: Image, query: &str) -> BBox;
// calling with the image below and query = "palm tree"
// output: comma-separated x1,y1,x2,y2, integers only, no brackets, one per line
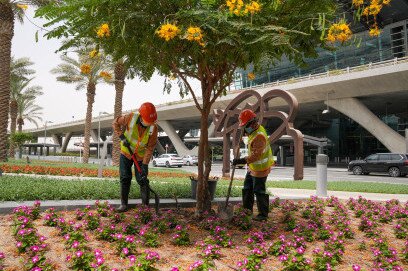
0,1,48,161
112,59,127,166
17,97,43,132
9,57,37,156
9,78,42,156
52,52,113,163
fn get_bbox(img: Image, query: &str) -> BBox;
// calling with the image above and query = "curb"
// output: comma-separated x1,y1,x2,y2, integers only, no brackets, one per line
0,196,311,215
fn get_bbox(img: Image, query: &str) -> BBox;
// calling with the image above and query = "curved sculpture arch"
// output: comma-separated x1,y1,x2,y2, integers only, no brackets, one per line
213,89,304,180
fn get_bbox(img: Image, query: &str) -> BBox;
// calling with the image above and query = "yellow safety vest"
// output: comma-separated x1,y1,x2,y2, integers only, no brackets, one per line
248,125,274,171
120,113,153,158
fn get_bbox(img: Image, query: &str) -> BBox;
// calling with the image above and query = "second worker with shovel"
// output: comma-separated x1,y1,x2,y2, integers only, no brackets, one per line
232,109,274,221
113,102,158,212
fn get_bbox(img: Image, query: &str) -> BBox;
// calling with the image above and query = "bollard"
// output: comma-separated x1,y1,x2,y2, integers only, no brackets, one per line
316,154,328,197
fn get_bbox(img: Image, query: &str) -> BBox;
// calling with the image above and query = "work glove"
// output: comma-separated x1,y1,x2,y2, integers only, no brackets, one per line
232,158,247,166
119,134,130,148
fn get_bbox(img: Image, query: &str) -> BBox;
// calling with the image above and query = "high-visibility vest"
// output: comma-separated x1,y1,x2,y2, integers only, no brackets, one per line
248,125,274,171
120,113,153,158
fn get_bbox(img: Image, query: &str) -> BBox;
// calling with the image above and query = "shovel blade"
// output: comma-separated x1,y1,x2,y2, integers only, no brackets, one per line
217,203,234,221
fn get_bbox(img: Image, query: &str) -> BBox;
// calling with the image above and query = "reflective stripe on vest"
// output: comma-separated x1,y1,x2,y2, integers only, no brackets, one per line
248,125,274,171
120,113,153,158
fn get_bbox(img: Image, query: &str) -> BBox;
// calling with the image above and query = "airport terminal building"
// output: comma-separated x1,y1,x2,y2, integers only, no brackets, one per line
233,0,408,165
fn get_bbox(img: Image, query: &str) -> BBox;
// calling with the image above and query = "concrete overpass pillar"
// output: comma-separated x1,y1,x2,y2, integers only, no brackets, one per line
327,97,405,153
90,129,99,142
61,132,73,153
51,134,62,152
156,141,166,155
157,120,195,156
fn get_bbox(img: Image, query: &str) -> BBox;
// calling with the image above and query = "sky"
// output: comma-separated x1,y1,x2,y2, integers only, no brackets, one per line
12,9,197,130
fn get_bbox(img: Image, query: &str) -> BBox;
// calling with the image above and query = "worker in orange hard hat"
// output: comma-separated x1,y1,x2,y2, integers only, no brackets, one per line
112,102,158,212
232,109,274,221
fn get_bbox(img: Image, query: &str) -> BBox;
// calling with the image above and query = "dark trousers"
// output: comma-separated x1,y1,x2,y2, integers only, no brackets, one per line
243,171,267,194
119,154,148,190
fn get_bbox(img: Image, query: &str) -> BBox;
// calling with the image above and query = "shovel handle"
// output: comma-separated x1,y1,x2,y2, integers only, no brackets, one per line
225,130,243,207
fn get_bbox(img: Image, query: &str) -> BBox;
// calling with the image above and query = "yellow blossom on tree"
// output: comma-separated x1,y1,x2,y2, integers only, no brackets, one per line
80,64,91,74
96,23,110,38
99,71,112,81
368,2,382,15
226,0,244,16
247,72,256,80
244,1,261,15
89,50,100,58
327,22,352,43
16,4,28,10
156,23,180,41
382,0,391,5
186,26,204,46
352,0,364,7
369,27,381,36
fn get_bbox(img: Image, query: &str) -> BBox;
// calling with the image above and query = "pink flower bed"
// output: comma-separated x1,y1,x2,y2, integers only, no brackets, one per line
0,197,407,271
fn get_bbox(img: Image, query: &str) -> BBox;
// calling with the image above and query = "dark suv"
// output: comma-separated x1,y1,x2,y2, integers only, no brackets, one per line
348,153,408,177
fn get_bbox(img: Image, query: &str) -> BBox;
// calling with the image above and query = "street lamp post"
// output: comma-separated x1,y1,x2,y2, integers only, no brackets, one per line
98,112,109,160
43,121,53,156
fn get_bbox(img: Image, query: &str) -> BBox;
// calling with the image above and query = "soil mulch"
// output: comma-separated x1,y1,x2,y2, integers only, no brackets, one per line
0,200,407,271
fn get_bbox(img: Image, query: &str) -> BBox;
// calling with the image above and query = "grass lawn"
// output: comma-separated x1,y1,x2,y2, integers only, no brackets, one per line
0,176,241,201
265,180,408,194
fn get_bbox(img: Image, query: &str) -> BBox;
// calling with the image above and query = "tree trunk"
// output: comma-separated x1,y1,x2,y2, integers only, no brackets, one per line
196,91,212,215
112,60,126,166
8,99,17,158
83,82,96,163
0,3,14,161
17,117,23,132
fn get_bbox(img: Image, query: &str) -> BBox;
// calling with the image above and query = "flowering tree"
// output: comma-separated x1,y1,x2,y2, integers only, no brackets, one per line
37,0,388,214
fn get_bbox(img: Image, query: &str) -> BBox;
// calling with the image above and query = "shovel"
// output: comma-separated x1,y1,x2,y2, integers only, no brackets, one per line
218,131,243,220
124,143,160,215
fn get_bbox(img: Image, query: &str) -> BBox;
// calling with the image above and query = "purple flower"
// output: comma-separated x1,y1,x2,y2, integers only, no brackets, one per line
31,267,42,271
32,255,39,263
75,250,83,258
352,265,361,271
0,252,4,259
129,255,136,264
170,267,180,271
122,247,129,255
96,256,105,266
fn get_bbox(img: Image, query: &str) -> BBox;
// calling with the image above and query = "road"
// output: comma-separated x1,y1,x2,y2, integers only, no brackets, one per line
179,163,408,185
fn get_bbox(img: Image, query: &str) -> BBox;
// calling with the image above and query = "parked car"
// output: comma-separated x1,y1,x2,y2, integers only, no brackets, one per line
152,154,183,168
348,153,408,177
182,155,198,166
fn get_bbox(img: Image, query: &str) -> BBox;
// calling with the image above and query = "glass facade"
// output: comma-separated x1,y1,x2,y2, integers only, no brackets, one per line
236,20,408,89
234,20,408,165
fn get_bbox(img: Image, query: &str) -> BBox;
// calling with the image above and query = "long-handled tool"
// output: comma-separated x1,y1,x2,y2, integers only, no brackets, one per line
218,130,243,220
124,143,160,214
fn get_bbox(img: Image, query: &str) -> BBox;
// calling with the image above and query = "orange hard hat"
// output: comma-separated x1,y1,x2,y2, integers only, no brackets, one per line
239,109,256,127
139,102,157,125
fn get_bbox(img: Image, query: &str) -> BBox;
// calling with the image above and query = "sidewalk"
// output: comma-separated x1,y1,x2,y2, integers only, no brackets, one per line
0,188,406,214
267,188,408,202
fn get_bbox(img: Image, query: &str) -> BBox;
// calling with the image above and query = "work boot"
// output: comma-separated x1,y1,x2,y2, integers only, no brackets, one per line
116,185,130,213
253,193,269,221
242,189,254,213
140,184,150,206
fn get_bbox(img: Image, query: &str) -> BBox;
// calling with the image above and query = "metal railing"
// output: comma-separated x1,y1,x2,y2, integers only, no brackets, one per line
232,56,408,93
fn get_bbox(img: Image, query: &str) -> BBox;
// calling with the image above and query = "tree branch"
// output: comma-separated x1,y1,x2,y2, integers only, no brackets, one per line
171,64,202,112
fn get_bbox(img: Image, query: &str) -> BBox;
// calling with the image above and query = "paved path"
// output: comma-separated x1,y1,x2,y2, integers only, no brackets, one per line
1,188,406,214
181,164,408,184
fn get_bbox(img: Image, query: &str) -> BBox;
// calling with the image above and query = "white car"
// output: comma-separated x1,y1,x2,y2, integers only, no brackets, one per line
182,155,198,166
152,154,183,168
